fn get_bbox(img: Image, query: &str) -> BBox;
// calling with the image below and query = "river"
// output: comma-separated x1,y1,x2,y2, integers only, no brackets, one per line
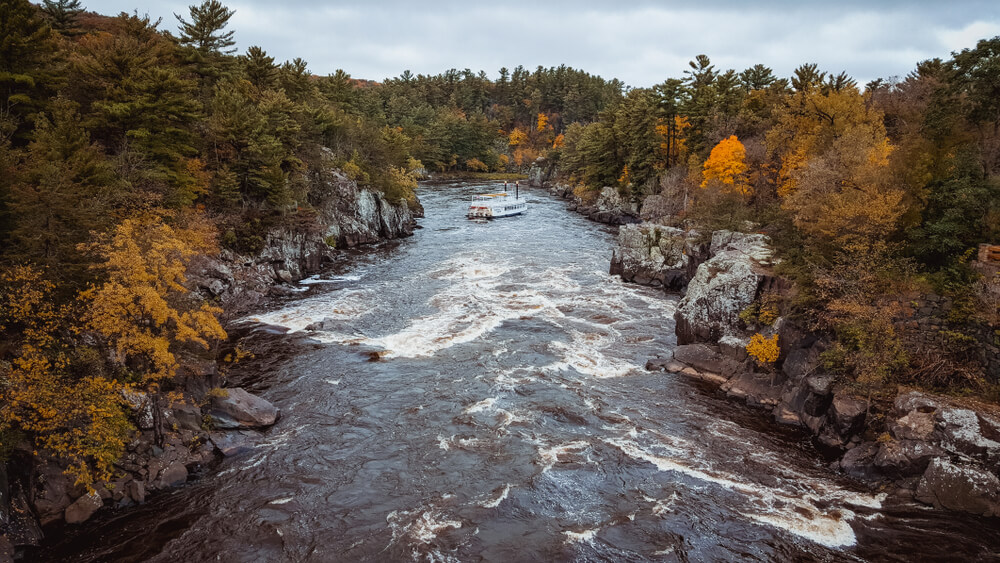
40,183,1000,562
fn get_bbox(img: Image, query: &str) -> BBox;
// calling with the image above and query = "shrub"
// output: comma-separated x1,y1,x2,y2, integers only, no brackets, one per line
746,333,780,366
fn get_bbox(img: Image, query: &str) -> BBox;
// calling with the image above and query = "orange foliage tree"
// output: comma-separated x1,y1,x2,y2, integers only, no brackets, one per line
702,135,750,196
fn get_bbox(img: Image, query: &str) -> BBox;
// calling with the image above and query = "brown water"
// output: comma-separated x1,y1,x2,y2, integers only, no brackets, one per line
38,183,1000,562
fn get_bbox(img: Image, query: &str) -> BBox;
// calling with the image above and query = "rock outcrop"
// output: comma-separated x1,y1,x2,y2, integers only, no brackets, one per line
642,227,1000,519
188,169,420,314
674,231,776,344
548,183,640,226
609,224,705,290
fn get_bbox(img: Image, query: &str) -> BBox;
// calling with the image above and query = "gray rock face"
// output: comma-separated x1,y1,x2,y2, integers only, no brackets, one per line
188,167,420,313
915,458,1000,516
64,492,102,525
528,158,553,187
208,388,279,429
120,389,154,430
675,231,775,344
874,440,945,476
610,224,702,290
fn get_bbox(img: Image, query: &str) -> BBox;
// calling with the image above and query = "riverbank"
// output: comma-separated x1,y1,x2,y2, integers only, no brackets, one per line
2,170,422,559
606,222,1000,520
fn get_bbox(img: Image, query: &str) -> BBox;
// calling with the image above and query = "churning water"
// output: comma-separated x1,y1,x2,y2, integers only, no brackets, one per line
41,183,1000,562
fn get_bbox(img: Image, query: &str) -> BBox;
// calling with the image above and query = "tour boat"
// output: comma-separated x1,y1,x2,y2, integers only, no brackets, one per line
467,183,528,219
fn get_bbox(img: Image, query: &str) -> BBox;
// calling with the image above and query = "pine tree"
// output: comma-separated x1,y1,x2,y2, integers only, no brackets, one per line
175,0,236,54
40,0,84,36
0,0,62,143
8,98,115,282
243,46,278,91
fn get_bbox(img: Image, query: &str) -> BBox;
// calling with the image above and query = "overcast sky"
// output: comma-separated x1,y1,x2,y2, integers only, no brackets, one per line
81,1,1000,87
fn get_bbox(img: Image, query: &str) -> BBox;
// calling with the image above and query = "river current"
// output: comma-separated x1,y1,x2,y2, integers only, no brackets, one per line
42,183,1000,562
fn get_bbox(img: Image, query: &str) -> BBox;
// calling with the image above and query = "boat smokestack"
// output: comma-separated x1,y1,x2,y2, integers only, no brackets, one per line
515,181,519,200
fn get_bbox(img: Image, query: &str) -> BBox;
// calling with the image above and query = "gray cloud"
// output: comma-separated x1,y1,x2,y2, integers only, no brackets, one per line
84,1,1000,86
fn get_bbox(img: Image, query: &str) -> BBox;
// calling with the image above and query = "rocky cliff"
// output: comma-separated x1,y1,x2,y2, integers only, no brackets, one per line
629,230,1000,519
609,224,706,291
189,169,420,314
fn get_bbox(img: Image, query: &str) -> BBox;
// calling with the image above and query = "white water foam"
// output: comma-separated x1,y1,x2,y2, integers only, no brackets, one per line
463,398,497,414
478,484,512,508
563,528,599,544
607,437,884,548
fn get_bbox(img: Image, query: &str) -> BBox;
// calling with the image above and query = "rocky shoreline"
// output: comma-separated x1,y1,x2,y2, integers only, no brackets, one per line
1,170,421,558
609,223,1000,519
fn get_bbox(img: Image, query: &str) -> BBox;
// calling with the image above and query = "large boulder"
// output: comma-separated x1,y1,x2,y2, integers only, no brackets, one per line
915,458,1000,517
64,492,103,525
675,231,775,344
208,388,279,429
609,224,701,290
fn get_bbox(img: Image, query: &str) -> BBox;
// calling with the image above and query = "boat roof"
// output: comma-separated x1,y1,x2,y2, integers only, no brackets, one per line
475,192,509,198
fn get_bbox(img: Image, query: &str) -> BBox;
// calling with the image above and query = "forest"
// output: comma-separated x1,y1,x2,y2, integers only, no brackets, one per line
1,0,999,498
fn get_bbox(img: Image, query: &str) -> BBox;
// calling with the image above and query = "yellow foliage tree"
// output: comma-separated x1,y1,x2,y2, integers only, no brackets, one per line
537,112,549,132
0,266,132,488
80,215,227,382
702,135,750,196
508,127,528,147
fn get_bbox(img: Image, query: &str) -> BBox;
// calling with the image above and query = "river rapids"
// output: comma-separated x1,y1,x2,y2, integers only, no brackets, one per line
40,183,1000,562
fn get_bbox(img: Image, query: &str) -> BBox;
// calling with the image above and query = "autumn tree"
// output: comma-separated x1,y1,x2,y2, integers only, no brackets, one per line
702,135,750,196
80,214,227,383
0,265,132,489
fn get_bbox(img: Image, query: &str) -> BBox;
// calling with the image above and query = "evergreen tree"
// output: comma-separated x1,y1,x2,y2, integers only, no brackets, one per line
243,46,278,91
8,98,116,281
40,0,84,36
0,0,62,143
175,0,236,54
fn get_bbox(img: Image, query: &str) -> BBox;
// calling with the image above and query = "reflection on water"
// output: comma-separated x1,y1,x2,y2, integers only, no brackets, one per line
40,183,1000,562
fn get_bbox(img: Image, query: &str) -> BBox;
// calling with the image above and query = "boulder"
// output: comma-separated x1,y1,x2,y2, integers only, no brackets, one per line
172,403,203,432
915,458,1000,517
839,442,880,479
156,461,188,488
32,463,73,526
718,335,749,362
673,344,728,374
126,480,146,504
874,440,945,476
120,389,154,430
722,371,783,406
675,231,774,345
609,224,700,290
829,393,868,440
208,388,279,429
937,407,1000,464
890,411,937,442
64,491,103,525
210,430,263,457
781,345,820,381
